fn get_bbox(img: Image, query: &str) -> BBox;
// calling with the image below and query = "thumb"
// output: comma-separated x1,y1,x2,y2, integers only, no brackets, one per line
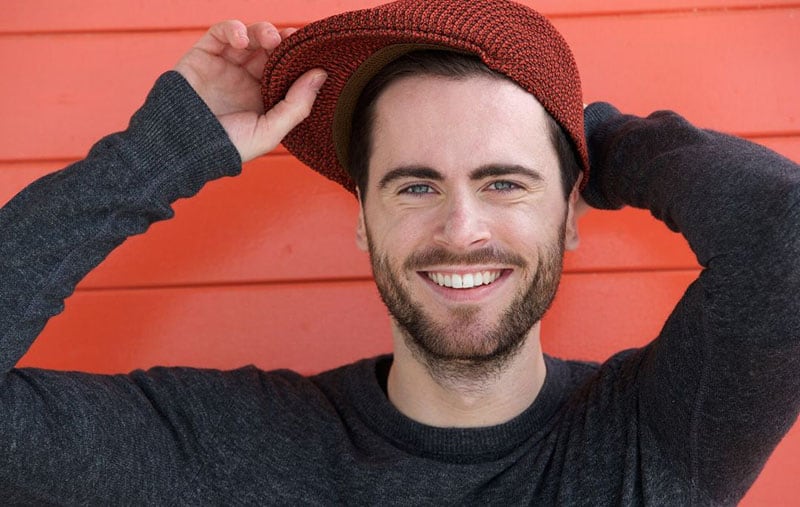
247,69,327,160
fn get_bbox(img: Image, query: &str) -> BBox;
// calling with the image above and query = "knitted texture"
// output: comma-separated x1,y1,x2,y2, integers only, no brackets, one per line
262,0,587,193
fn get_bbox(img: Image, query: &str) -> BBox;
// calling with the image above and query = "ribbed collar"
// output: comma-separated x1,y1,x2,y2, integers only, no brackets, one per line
344,354,572,464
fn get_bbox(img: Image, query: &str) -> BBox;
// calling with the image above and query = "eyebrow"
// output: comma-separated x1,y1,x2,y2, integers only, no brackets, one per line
378,166,443,189
469,164,544,183
377,163,544,190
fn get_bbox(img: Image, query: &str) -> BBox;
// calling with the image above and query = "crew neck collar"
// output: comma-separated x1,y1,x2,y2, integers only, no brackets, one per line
344,354,571,464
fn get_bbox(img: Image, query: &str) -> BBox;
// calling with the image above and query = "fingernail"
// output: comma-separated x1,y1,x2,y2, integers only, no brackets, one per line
311,71,328,91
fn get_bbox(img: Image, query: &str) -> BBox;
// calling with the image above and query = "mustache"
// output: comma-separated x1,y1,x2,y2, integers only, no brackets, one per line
404,246,527,270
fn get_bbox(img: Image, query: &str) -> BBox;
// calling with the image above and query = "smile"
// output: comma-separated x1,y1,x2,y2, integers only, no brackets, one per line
425,270,503,289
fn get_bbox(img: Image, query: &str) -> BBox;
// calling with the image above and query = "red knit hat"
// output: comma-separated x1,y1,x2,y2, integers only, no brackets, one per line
262,0,587,193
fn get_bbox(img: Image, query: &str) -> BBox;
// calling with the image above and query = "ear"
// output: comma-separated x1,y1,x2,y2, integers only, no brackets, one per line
355,189,369,252
564,176,583,251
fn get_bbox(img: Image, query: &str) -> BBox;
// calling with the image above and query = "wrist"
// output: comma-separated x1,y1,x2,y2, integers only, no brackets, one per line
582,102,627,210
125,71,242,184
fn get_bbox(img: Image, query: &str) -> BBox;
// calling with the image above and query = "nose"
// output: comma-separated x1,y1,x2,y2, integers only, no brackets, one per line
433,193,492,250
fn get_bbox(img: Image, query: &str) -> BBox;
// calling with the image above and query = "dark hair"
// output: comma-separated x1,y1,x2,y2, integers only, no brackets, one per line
348,50,581,200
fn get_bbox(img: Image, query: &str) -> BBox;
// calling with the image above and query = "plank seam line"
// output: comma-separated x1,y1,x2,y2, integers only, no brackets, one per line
71,268,701,293
0,150,289,166
1,4,799,36
547,3,800,19
74,276,377,293
2,132,797,165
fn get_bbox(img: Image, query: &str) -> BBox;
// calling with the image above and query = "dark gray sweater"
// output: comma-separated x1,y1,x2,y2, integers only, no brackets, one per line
1,72,798,506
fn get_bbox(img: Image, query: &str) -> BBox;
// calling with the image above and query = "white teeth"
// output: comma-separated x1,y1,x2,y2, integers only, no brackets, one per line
462,273,474,288
426,270,503,289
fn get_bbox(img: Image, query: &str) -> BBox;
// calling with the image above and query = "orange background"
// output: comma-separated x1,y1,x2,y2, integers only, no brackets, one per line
2,1,798,504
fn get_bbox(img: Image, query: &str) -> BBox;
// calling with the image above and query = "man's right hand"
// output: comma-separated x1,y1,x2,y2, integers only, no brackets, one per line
174,20,327,162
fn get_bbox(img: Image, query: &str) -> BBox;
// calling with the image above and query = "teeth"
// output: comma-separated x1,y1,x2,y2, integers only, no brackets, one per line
426,270,502,289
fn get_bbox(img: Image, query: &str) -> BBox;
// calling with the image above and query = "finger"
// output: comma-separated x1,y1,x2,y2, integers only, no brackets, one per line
248,21,282,51
195,20,249,55
240,25,298,81
252,69,328,157
221,22,282,68
279,27,298,40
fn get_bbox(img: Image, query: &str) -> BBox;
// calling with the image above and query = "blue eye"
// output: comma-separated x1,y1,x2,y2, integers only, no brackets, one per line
401,184,435,194
488,180,520,191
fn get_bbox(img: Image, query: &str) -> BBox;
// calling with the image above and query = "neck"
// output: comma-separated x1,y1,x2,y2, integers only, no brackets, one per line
386,322,547,428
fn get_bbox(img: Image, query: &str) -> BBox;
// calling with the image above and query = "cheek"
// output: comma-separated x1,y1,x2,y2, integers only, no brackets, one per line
497,206,560,240
366,202,436,245
380,220,431,259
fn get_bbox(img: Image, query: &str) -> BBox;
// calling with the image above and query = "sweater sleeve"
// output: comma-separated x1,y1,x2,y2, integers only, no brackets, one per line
0,71,241,500
0,71,241,372
583,103,800,504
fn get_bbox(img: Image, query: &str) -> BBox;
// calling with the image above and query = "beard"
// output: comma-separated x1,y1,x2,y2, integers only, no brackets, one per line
367,219,566,385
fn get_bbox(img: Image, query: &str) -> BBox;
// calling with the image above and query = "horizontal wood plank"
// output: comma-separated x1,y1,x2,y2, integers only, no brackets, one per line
566,9,800,132
0,154,703,285
17,271,696,372
742,426,800,506
3,1,797,33
0,10,797,161
4,133,798,288
2,136,794,207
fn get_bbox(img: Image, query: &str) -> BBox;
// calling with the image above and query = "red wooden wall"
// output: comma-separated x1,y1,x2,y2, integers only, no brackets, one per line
2,1,798,504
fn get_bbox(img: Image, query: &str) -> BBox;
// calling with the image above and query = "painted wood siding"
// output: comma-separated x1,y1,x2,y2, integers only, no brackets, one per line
2,1,798,504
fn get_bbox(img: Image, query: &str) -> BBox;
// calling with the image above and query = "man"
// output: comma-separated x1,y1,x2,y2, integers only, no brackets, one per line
1,0,798,505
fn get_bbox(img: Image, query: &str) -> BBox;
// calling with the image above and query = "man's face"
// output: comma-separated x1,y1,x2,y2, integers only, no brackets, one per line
356,74,579,377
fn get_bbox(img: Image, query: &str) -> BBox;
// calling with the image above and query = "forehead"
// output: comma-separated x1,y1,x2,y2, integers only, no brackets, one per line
368,73,557,183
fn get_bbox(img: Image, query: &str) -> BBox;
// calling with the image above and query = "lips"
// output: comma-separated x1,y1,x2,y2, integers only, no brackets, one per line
425,270,503,289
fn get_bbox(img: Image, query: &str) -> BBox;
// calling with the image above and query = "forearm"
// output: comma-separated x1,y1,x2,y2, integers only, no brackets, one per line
0,71,241,375
583,102,799,269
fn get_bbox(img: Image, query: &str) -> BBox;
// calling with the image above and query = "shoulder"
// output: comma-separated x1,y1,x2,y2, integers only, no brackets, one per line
127,364,342,426
550,348,648,412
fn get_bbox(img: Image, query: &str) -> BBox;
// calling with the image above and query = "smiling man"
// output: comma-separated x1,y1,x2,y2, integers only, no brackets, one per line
354,58,578,426
1,0,799,504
